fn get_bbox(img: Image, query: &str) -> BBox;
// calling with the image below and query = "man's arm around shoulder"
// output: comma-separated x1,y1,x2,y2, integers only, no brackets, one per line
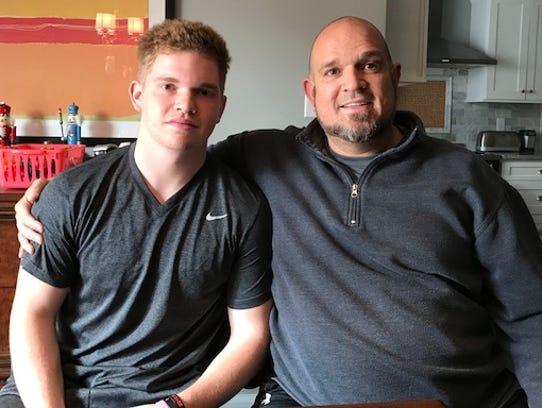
15,178,49,256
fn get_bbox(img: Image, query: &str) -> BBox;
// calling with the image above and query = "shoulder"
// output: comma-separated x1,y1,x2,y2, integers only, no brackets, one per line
420,136,497,177
208,125,304,178
210,126,301,158
204,155,267,203
409,135,512,209
40,146,130,206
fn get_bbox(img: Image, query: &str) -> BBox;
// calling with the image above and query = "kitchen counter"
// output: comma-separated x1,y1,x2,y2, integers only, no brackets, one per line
499,153,542,160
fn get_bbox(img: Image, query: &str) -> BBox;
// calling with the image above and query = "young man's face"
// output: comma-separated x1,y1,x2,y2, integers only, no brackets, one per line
130,50,226,153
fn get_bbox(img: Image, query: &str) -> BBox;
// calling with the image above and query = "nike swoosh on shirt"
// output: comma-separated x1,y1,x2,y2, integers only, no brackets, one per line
206,212,228,221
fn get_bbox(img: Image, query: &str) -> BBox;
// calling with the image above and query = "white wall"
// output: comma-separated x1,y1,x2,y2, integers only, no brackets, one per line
175,0,387,144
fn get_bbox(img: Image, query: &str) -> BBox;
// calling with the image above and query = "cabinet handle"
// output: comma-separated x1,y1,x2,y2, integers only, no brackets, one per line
521,89,526,93
528,89,535,94
538,169,542,175
537,196,542,202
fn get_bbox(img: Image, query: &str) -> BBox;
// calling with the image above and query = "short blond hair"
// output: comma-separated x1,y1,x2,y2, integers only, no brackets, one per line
138,19,231,91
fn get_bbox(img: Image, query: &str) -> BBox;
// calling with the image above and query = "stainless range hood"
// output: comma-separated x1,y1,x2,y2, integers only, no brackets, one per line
427,0,497,67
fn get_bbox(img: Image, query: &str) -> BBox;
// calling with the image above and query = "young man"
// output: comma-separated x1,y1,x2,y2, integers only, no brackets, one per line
15,17,542,408
1,19,272,408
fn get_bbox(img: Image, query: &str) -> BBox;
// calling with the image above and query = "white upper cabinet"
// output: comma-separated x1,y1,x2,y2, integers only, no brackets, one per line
386,0,429,83
467,0,542,102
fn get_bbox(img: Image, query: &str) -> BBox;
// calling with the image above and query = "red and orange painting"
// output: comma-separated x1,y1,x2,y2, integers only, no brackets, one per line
0,1,152,137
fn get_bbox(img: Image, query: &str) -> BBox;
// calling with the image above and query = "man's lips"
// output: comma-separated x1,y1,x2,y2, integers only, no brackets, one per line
166,118,198,129
340,100,372,108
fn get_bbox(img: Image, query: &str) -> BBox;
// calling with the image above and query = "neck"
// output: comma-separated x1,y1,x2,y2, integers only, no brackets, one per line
133,141,206,204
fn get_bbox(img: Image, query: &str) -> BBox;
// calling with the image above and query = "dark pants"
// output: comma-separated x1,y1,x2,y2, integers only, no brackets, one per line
0,393,25,408
251,379,300,408
251,379,529,408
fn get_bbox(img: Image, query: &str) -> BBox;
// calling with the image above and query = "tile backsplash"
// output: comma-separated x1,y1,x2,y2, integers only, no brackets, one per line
424,68,542,152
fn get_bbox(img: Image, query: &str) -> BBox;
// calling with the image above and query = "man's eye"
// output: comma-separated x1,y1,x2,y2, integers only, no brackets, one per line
324,68,339,76
195,88,217,97
161,83,175,91
364,62,381,71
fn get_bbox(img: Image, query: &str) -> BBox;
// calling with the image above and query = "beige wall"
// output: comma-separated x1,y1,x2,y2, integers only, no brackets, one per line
175,0,387,143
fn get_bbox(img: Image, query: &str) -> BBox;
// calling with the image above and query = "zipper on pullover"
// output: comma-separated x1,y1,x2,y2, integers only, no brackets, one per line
349,182,360,226
298,137,365,227
351,183,359,198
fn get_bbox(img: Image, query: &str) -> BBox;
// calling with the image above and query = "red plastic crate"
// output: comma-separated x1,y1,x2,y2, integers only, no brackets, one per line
1,144,85,188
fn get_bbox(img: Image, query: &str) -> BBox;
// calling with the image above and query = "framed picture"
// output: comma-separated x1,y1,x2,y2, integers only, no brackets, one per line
397,74,452,134
0,0,174,139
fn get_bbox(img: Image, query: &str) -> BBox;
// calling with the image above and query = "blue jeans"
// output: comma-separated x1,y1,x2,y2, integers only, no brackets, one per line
0,393,25,408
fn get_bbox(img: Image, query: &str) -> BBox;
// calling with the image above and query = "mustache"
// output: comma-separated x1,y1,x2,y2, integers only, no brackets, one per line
338,88,374,106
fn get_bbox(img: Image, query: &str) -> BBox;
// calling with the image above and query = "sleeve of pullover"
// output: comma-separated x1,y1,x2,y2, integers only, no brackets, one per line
475,183,542,407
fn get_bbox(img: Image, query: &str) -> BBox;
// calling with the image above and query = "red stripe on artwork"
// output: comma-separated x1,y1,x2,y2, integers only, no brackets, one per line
0,17,148,45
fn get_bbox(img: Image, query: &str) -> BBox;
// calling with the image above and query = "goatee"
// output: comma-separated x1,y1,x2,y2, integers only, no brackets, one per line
320,112,391,144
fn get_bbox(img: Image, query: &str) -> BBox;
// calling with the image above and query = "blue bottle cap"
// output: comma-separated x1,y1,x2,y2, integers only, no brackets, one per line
67,103,79,115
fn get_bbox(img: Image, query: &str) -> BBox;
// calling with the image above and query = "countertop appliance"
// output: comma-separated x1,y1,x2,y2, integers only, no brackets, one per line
475,152,502,172
475,131,521,153
519,129,537,154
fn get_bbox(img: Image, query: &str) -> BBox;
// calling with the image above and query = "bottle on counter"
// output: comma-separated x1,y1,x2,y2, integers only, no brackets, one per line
65,102,83,145
0,101,16,146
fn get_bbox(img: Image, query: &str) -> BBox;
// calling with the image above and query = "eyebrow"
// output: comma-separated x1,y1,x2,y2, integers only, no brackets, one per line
155,76,220,91
195,82,221,92
317,50,386,73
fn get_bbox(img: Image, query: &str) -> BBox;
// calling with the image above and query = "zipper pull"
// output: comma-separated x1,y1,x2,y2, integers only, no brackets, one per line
351,183,359,198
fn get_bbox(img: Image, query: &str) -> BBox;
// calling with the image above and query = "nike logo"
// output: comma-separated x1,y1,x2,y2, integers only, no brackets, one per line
206,212,228,221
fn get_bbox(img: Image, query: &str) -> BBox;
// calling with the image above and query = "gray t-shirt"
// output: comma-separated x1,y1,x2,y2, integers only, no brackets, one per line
10,143,272,407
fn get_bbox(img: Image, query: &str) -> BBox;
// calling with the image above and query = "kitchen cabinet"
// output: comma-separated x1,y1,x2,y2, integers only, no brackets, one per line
467,0,542,102
0,190,22,387
501,160,542,230
386,0,429,83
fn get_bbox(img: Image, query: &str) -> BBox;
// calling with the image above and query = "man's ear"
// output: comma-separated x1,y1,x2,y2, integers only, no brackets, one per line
391,63,402,87
303,77,316,109
128,80,143,113
216,95,227,124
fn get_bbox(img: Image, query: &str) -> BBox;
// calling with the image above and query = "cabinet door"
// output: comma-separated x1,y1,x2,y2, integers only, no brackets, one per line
386,0,428,83
500,160,542,230
468,0,542,102
526,0,542,100
501,160,542,179
487,0,528,100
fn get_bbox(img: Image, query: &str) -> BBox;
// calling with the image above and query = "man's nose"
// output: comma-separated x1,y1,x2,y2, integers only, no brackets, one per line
342,67,368,92
174,91,197,115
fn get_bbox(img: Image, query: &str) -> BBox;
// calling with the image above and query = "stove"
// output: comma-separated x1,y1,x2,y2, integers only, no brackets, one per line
475,152,502,173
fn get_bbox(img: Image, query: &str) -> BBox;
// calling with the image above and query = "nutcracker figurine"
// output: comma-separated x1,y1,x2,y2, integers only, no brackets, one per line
64,102,82,144
0,101,16,146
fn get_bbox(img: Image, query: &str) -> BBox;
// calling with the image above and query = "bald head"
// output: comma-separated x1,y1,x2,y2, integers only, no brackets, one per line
308,17,392,76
